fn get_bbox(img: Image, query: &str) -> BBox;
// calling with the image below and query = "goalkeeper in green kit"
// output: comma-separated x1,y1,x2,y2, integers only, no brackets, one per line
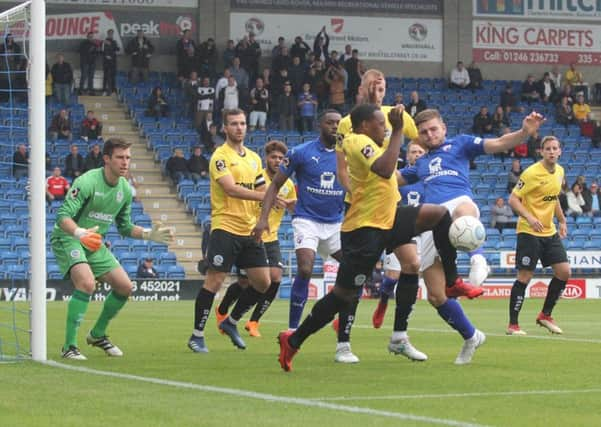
52,138,175,360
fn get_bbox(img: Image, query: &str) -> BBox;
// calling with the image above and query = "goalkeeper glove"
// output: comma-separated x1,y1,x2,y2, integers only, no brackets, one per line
73,226,102,252
142,222,174,244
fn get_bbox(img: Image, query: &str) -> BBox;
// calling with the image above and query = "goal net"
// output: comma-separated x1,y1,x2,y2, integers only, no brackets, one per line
0,0,46,362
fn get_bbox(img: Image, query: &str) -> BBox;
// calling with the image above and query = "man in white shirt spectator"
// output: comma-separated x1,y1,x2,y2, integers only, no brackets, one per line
219,76,239,112
549,65,562,90
215,68,230,98
449,61,470,89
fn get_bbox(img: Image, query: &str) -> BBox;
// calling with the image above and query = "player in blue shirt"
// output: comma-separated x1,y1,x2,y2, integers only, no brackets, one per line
396,109,544,364
253,110,360,363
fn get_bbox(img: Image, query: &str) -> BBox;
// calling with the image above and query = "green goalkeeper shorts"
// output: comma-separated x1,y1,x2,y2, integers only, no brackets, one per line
51,235,120,279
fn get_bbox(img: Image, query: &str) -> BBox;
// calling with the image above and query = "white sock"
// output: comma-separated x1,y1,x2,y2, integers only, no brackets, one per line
336,341,350,351
392,331,408,341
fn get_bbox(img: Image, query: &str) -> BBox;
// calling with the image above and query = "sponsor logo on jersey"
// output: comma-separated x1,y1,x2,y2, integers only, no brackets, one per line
88,211,113,222
542,195,558,201
319,171,336,190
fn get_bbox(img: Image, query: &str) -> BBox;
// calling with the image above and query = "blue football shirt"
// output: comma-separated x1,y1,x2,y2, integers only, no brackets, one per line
279,138,345,223
401,134,485,204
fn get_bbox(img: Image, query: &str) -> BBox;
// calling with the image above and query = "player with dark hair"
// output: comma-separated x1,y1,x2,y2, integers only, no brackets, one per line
507,136,569,335
188,109,284,353
215,140,297,337
271,105,468,371
53,138,174,359
252,110,355,362
335,68,424,360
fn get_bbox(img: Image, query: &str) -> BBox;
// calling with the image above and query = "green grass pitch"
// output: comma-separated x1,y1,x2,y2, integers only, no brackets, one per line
2,298,600,426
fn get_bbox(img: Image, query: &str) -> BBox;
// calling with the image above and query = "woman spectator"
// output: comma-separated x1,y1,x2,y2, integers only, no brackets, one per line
566,183,586,217
556,95,576,126
147,86,169,119
491,105,510,136
491,197,516,232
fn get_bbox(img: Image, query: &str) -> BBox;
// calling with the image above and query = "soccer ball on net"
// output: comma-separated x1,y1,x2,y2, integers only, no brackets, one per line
448,216,486,252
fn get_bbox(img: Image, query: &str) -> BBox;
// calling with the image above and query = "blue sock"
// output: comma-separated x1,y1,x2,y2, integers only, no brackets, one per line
380,276,397,304
289,276,310,329
469,247,484,258
436,299,475,339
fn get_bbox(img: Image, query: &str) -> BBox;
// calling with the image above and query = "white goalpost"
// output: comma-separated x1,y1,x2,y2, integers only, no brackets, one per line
0,0,46,362
30,0,47,362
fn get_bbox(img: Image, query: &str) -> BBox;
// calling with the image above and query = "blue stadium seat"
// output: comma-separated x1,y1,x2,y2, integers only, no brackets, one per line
158,252,177,266
165,264,185,279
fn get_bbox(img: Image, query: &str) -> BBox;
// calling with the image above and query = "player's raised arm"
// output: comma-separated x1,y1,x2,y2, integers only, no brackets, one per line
483,111,545,154
252,170,288,241
371,105,405,178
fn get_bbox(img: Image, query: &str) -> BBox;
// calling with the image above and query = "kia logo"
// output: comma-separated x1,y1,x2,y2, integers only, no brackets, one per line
562,284,583,299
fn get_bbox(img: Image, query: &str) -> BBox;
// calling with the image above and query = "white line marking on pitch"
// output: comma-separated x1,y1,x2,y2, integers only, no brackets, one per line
309,388,601,402
44,360,489,427
260,320,601,344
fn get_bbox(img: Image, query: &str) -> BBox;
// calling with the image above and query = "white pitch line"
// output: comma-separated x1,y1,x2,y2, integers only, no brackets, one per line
44,360,489,427
309,388,601,402
260,320,601,344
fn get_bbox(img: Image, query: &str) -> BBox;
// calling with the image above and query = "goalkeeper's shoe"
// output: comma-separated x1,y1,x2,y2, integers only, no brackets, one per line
219,318,247,349
188,335,209,353
86,333,123,357
61,345,87,360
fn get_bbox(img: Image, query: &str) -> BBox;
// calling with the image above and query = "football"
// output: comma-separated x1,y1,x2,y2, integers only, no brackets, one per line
448,216,486,252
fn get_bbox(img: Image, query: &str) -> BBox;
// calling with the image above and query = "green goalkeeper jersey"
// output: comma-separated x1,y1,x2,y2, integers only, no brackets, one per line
52,168,135,239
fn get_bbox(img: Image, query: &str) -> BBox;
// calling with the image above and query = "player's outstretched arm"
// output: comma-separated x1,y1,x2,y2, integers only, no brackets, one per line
483,111,545,154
